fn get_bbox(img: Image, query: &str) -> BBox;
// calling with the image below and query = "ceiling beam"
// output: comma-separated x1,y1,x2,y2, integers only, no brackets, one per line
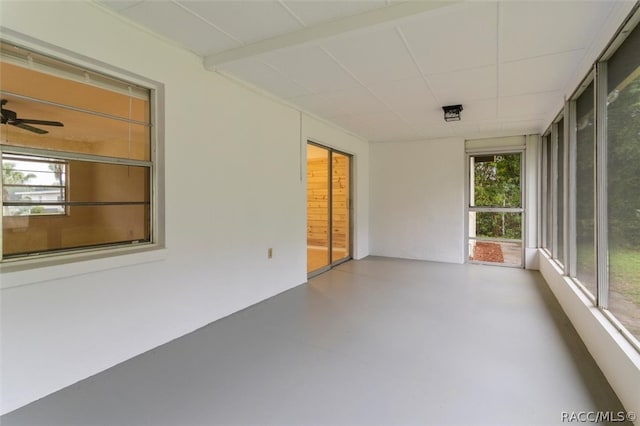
203,0,461,69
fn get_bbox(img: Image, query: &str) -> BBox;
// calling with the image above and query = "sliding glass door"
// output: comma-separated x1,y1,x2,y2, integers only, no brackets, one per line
468,152,524,267
306,142,351,275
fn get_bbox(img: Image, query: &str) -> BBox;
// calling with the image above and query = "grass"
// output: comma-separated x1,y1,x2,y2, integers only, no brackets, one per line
609,248,640,305
575,244,640,305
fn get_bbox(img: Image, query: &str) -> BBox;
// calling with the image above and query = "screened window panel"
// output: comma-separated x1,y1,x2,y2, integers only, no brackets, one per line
470,212,522,240
606,23,640,341
575,82,596,296
556,119,565,266
0,94,150,161
471,154,521,208
3,157,150,257
0,51,149,122
544,135,553,251
3,204,150,257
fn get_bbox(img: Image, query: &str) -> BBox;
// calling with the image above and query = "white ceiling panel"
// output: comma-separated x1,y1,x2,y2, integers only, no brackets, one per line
500,50,585,97
322,27,420,84
283,93,337,119
428,66,497,104
283,1,386,27
96,1,143,12
217,59,311,99
499,92,560,120
320,87,389,117
97,0,629,142
120,2,240,56
368,78,438,111
459,99,498,122
499,119,544,135
333,112,420,142
178,1,303,45
263,46,361,93
400,2,498,75
500,1,615,62
395,105,449,128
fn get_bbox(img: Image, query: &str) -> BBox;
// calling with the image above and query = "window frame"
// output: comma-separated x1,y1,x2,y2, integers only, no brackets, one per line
0,31,165,283
541,6,640,352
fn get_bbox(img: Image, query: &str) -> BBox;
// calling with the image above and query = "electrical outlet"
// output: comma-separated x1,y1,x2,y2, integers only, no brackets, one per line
268,248,273,259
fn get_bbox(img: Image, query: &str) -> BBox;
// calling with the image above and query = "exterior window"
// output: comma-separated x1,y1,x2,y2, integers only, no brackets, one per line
1,41,153,260
606,23,640,341
575,82,596,296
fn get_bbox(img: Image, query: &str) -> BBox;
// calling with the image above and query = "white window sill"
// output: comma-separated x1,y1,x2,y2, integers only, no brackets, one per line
0,245,168,289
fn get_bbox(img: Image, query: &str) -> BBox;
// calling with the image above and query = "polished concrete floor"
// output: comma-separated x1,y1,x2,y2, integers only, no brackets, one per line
1,257,629,426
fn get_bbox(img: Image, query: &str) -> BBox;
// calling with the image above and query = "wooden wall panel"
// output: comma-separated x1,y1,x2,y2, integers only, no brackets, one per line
306,153,349,251
307,157,328,247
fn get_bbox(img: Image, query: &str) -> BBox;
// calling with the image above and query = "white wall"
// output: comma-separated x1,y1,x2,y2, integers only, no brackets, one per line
0,1,369,414
539,253,640,423
370,138,466,264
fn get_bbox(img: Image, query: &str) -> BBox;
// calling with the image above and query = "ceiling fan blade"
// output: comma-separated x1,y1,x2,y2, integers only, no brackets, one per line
12,122,49,134
17,118,64,127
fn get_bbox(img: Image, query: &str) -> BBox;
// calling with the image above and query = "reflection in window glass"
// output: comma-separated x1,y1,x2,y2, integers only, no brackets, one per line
3,158,150,257
556,119,565,266
2,154,66,216
606,24,640,341
575,82,596,296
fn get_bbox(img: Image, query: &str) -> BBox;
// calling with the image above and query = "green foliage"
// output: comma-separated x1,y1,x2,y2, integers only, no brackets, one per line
610,248,640,305
29,206,45,214
474,154,521,240
607,77,640,249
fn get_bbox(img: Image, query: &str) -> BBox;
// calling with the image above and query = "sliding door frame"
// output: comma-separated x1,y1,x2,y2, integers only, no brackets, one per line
307,141,353,278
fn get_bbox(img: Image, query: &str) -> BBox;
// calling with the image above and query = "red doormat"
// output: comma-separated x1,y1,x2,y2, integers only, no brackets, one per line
472,242,504,263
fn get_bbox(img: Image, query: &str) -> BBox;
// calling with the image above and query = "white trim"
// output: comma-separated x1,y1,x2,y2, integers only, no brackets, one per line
1,246,168,289
204,1,462,68
539,251,640,417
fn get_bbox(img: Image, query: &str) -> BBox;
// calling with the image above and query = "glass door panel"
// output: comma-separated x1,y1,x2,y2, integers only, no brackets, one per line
331,152,350,263
468,153,523,267
307,144,330,273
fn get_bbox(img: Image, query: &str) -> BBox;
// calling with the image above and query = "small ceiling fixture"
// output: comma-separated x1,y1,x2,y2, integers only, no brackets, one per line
442,104,463,122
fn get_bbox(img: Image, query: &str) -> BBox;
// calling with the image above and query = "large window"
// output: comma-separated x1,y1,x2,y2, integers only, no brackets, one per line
542,13,640,348
1,41,153,260
574,81,596,296
605,22,640,341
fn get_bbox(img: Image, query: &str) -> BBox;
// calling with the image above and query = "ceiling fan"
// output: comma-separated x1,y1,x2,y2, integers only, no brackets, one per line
1,99,64,135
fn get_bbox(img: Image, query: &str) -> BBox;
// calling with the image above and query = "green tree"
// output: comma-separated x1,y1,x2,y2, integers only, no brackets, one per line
474,154,521,240
607,77,640,249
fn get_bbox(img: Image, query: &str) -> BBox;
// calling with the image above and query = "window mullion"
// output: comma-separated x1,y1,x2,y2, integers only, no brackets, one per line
568,100,578,278
595,61,609,309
